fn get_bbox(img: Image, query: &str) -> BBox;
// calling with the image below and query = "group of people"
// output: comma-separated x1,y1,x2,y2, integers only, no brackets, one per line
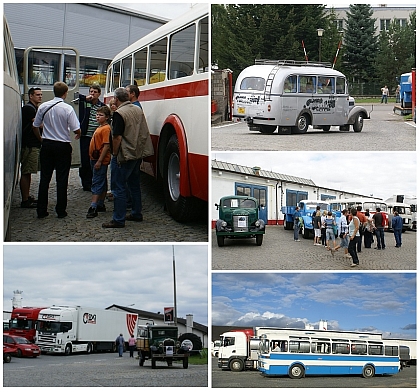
19,81,153,228
293,205,404,267
116,333,136,357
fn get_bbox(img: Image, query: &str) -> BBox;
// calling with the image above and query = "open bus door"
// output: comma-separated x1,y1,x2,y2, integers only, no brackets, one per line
23,46,81,165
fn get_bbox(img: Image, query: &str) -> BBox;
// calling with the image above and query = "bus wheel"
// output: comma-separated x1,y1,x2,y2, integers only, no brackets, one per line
163,134,193,222
259,125,277,134
293,114,309,133
229,358,244,372
289,364,305,379
353,113,364,132
216,235,225,247
362,364,375,378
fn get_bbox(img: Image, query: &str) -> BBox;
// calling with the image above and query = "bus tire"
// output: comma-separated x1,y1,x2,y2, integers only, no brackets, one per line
163,134,194,222
259,125,277,134
229,358,244,372
353,113,364,132
293,114,309,133
256,234,263,246
362,364,375,378
289,364,305,379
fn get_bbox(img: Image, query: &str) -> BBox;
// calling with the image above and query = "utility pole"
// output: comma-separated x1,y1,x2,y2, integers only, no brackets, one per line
172,245,177,326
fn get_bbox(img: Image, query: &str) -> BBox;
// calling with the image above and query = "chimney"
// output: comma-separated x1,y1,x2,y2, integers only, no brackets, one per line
252,166,261,176
186,314,193,334
12,290,23,309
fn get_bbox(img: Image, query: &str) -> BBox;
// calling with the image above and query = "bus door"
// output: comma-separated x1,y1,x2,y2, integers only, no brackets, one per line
235,183,268,224
23,46,80,165
280,75,298,127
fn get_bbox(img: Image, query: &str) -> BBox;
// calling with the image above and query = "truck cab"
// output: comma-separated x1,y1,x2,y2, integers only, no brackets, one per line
215,195,265,247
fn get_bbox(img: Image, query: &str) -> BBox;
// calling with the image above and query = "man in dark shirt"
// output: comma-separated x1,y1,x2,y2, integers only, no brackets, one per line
373,207,386,250
20,87,43,208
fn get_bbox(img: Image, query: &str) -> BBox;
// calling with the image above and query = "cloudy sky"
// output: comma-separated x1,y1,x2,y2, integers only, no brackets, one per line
3,244,208,326
212,151,417,201
212,273,416,339
118,2,198,20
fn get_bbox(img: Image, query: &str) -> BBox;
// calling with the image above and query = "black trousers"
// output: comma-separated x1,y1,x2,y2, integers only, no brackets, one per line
79,135,92,189
37,139,72,216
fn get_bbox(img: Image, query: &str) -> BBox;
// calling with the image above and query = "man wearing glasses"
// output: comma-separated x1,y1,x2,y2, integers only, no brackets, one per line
20,87,43,208
78,84,106,192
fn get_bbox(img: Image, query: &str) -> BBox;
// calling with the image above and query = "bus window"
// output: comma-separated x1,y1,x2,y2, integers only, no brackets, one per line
318,76,334,94
299,76,316,93
197,16,208,73
385,345,399,356
121,55,132,86
149,37,167,84
290,340,310,353
351,343,367,355
240,77,265,91
311,338,331,354
134,48,147,86
111,61,121,91
368,344,383,355
284,75,297,93
332,342,350,354
336,77,346,94
169,23,196,79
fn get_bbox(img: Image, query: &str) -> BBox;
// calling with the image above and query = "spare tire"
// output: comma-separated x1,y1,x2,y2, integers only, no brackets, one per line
178,333,202,351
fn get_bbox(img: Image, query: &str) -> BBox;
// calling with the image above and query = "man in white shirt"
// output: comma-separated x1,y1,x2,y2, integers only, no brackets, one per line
33,82,81,219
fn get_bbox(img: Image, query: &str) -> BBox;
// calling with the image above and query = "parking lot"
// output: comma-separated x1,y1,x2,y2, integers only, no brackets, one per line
211,358,416,388
212,225,416,270
3,352,208,387
7,168,208,242
211,104,416,151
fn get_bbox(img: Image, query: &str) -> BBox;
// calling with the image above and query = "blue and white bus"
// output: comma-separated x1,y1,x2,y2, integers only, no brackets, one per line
258,330,401,379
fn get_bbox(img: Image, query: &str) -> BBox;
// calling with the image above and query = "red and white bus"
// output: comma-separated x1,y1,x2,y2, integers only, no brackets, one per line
104,4,209,222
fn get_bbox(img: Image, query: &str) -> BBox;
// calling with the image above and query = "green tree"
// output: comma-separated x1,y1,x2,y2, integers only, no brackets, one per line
342,4,378,83
374,11,416,90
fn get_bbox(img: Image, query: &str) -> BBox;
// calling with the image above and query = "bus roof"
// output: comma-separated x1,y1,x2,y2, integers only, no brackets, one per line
111,3,208,63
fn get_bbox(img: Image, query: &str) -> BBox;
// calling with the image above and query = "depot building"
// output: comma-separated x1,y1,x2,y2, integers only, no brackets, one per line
212,159,381,227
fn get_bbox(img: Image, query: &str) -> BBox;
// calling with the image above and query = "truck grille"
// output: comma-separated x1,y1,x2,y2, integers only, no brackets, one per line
233,215,248,232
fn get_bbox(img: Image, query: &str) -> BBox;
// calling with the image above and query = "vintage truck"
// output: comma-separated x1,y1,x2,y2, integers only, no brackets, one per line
215,195,266,246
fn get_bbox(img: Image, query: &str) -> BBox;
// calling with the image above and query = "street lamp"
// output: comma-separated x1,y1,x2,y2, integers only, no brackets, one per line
317,28,324,62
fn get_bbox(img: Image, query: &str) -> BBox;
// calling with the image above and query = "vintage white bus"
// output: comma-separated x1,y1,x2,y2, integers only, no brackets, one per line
386,202,412,232
259,329,402,379
233,59,369,134
104,4,209,222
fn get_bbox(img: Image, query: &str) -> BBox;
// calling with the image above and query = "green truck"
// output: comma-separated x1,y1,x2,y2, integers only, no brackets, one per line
215,195,266,247
137,325,190,368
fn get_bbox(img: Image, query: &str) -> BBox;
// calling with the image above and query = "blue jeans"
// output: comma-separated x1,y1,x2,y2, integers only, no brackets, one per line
90,161,108,195
118,344,124,357
394,229,402,247
111,158,142,225
375,228,385,249
293,223,300,240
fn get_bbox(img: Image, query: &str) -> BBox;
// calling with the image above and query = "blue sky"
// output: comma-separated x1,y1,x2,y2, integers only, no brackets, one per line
212,273,416,339
3,244,208,326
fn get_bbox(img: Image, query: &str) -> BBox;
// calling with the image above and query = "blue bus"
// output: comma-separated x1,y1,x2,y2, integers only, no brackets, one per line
258,331,401,379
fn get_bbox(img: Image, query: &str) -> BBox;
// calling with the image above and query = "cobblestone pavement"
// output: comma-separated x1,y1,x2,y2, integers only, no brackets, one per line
212,226,416,270
7,168,208,242
211,104,416,151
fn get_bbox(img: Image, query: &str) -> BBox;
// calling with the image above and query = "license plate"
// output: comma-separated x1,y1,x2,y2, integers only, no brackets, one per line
238,107,245,114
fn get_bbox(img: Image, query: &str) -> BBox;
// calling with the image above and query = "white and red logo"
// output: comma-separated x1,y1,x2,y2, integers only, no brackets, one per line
126,314,138,336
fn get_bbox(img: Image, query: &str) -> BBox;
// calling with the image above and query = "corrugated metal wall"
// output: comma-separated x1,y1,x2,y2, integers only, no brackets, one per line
4,3,165,61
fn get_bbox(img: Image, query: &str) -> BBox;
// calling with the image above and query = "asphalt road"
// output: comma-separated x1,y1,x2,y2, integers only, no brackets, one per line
212,225,416,270
211,104,416,151
3,352,208,387
7,168,208,242
211,357,416,388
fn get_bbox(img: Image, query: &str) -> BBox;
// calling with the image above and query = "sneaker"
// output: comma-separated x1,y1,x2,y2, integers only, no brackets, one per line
86,207,98,218
37,211,49,219
350,263,358,267
125,213,143,222
96,205,106,213
345,254,352,259
102,220,125,228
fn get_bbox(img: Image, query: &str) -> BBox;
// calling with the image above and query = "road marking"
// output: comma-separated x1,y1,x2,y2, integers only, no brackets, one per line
212,122,241,129
405,121,416,128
